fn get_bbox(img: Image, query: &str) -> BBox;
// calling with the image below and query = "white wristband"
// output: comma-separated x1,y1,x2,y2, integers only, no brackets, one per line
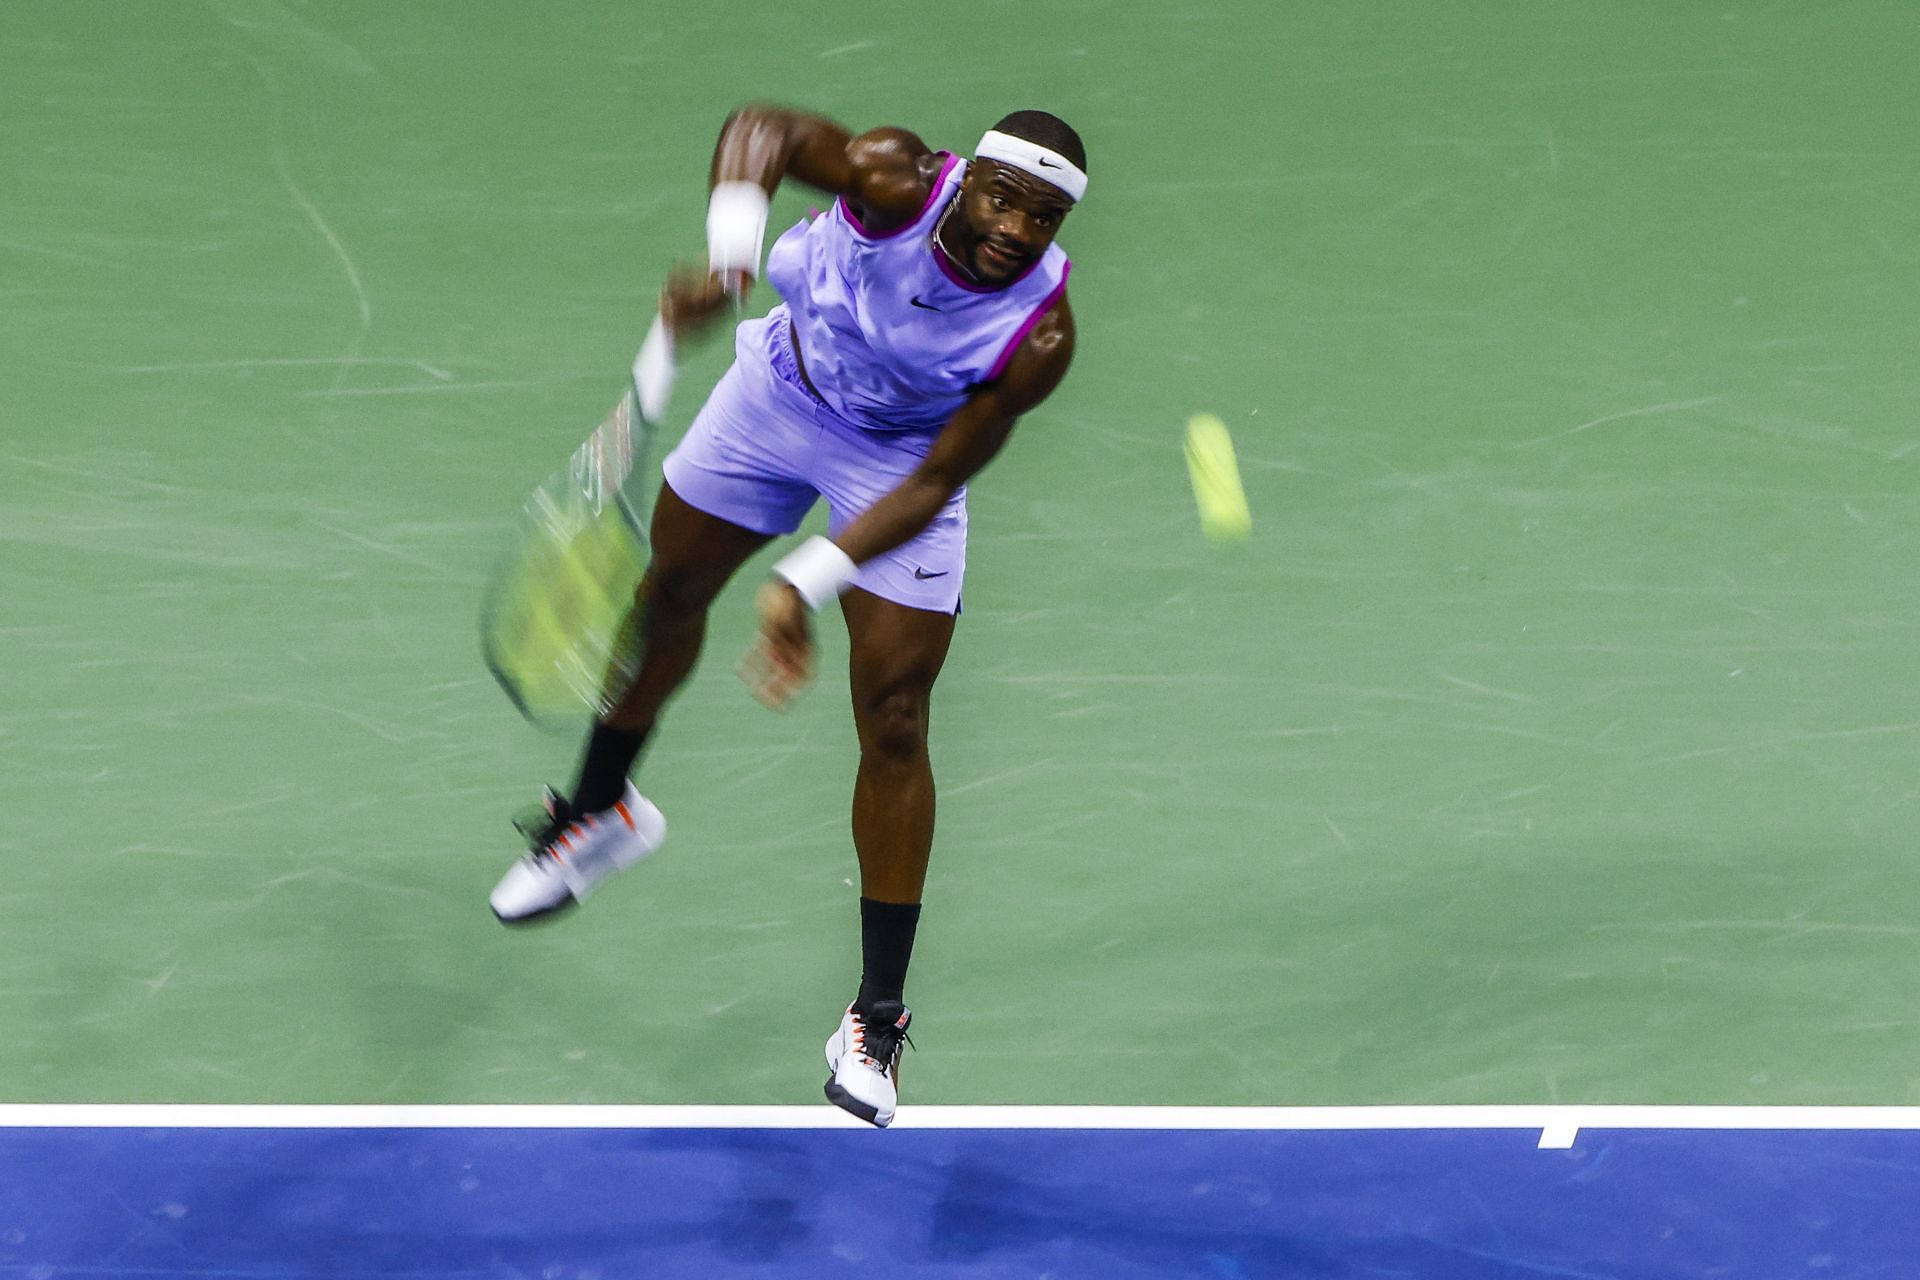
631,311,676,425
772,536,858,611
706,180,770,282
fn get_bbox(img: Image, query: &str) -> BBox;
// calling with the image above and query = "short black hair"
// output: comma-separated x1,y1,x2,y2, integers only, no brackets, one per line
992,110,1086,174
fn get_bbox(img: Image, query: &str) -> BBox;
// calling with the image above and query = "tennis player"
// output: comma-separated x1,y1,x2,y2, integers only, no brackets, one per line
490,104,1083,1126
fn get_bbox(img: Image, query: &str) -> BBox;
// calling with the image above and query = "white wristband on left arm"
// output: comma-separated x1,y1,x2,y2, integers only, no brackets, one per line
772,536,858,611
707,180,770,283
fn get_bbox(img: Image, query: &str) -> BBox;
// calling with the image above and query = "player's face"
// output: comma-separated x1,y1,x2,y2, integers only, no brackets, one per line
953,160,1072,284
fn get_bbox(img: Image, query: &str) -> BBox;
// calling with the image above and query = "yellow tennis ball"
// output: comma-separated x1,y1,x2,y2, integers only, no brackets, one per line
1185,413,1251,542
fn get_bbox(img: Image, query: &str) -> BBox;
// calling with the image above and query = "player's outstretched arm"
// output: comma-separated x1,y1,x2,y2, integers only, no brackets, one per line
834,297,1076,567
744,299,1076,710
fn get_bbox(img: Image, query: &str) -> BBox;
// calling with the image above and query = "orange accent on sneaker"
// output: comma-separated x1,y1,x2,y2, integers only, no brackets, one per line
614,801,635,830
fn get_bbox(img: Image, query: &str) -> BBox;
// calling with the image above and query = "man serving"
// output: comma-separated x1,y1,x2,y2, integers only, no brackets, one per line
490,104,1086,1127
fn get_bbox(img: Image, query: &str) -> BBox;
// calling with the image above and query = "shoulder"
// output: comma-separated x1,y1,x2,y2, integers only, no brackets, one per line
989,291,1075,414
842,128,948,235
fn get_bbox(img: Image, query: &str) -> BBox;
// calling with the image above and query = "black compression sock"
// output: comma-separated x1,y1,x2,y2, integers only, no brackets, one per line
855,897,922,1013
569,722,650,814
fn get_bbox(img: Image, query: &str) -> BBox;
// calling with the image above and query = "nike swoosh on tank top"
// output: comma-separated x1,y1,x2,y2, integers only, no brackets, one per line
762,153,1071,434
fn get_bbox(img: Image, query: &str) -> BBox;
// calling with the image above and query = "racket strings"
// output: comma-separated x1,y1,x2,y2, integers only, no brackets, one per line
483,381,655,731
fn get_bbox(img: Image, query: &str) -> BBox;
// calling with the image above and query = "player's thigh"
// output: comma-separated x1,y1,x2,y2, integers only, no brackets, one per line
814,428,969,615
842,589,957,743
660,356,820,544
642,481,772,612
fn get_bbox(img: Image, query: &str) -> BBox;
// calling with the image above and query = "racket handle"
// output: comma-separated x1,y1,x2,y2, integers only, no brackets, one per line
633,312,677,424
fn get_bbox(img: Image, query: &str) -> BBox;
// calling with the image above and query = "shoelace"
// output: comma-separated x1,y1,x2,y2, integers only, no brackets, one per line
852,1010,914,1073
511,788,580,860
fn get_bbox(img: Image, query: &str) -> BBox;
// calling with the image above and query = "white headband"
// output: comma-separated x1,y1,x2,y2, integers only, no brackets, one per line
974,129,1087,203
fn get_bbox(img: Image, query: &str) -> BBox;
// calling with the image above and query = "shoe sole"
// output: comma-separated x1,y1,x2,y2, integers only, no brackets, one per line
823,1078,890,1128
491,895,578,927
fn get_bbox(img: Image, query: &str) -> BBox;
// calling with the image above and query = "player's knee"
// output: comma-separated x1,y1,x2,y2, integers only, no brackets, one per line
638,562,717,619
858,684,931,764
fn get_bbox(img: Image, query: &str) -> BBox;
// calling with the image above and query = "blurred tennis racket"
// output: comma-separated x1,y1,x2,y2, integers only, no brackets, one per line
481,315,676,730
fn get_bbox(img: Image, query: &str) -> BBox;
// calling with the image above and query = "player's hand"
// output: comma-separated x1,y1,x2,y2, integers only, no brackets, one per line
659,265,752,341
742,580,814,711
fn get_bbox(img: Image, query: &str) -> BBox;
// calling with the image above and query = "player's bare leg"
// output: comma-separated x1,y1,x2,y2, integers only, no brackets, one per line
490,482,769,923
844,589,953,903
600,482,773,735
823,588,955,1124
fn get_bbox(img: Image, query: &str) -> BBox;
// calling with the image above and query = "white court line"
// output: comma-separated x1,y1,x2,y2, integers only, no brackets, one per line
1537,1119,1580,1150
6,1106,1920,1150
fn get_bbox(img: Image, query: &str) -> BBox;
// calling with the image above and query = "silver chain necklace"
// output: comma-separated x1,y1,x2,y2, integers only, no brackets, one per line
930,193,980,284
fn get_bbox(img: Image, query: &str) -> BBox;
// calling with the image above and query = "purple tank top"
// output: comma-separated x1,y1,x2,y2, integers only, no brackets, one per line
761,152,1071,434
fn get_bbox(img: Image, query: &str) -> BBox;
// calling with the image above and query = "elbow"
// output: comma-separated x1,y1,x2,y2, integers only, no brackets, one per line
714,105,796,185
723,103,797,138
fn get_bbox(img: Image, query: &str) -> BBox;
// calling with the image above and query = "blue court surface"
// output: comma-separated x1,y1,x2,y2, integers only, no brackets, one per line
4,1107,1916,1278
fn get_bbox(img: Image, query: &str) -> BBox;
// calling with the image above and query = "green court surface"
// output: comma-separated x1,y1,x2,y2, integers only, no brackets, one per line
3,2,1915,1109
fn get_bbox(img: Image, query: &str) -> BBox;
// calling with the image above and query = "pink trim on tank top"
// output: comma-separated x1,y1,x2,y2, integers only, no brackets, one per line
837,151,959,240
986,260,1072,381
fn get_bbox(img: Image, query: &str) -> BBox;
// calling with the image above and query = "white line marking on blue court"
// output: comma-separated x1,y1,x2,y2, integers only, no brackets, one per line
7,1105,1920,1150
1538,1119,1579,1149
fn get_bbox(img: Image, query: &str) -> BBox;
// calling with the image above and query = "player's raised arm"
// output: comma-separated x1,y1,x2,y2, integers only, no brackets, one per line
700,107,939,293
661,108,938,345
712,106,936,223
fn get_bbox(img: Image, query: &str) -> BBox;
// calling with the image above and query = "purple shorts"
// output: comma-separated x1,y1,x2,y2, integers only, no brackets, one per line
662,314,967,615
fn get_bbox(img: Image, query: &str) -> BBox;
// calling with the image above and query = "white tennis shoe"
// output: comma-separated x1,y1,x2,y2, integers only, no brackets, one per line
489,782,665,923
824,1001,912,1128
